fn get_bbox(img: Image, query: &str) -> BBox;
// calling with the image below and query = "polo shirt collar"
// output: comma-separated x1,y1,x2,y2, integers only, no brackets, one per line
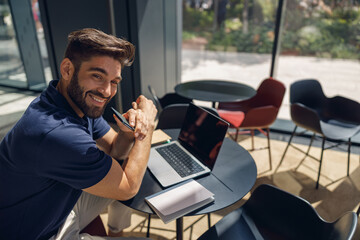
45,80,88,125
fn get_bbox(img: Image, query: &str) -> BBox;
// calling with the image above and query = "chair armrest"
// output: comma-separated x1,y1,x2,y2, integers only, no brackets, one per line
291,103,322,134
241,105,279,128
326,96,360,125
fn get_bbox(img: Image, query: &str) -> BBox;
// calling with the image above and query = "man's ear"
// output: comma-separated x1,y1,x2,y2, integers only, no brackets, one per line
60,58,75,81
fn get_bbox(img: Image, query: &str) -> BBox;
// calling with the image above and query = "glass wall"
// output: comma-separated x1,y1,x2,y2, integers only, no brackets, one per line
277,0,360,119
0,0,50,90
181,0,278,103
181,0,360,121
0,0,26,88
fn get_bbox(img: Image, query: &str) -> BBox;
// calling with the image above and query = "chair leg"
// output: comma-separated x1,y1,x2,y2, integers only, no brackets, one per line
146,214,151,237
266,128,272,171
250,129,255,150
234,128,239,142
347,138,351,176
207,213,211,228
295,133,316,170
306,133,315,156
316,137,326,189
275,126,297,173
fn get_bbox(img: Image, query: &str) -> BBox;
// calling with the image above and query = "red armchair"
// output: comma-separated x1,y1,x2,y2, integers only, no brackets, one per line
217,77,286,170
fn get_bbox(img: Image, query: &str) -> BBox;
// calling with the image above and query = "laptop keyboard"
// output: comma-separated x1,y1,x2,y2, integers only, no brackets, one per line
156,143,205,177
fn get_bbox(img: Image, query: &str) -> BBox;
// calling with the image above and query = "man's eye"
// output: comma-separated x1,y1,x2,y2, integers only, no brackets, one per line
111,80,120,85
93,74,102,80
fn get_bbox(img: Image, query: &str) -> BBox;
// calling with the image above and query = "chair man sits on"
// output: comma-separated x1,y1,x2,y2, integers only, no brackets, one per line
217,77,286,171
198,184,357,240
275,79,360,189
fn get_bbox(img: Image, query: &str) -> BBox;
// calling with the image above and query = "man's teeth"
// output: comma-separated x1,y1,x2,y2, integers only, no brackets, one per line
92,95,105,103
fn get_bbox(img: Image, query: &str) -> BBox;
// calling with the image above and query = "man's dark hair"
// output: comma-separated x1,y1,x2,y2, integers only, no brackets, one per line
64,28,135,70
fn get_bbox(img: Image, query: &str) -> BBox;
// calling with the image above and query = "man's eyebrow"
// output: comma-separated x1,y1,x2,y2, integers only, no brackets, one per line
88,67,122,80
89,67,107,74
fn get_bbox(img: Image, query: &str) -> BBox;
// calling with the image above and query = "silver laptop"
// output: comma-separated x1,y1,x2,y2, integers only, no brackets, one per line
148,103,229,187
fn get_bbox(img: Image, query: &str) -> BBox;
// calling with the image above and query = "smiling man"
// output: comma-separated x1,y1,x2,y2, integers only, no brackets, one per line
0,28,156,239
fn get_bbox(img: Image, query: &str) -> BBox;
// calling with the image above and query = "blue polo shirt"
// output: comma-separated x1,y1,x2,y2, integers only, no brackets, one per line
0,80,112,239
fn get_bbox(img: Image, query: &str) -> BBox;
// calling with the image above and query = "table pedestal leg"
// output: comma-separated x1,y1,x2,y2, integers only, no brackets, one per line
176,217,183,240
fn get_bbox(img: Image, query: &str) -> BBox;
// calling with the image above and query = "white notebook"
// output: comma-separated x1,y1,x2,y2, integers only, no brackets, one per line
145,180,214,224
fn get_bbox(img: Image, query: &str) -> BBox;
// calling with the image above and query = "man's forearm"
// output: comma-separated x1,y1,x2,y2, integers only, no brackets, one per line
121,127,154,192
109,130,135,160
83,128,153,200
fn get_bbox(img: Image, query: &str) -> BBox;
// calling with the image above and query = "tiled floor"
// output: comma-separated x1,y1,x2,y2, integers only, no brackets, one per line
1,86,359,239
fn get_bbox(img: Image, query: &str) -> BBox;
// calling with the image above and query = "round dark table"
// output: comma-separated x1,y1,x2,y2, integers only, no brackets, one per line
175,80,256,107
121,129,257,240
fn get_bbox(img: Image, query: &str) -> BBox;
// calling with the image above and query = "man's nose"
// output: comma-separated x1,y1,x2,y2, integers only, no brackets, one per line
98,82,111,97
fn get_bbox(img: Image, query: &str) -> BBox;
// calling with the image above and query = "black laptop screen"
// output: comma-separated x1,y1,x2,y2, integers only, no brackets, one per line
178,104,229,170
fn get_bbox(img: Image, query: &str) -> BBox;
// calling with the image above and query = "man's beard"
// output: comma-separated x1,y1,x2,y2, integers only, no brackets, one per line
67,72,110,118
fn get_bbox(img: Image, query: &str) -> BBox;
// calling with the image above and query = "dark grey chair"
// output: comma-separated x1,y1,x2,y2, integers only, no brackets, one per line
198,184,357,240
275,79,360,189
148,85,192,114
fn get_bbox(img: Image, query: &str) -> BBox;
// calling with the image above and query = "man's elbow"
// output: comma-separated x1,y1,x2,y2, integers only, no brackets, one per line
117,184,141,201
125,187,139,200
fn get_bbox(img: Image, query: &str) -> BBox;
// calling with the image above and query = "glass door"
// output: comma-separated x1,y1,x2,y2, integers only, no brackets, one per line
0,0,47,91
0,0,26,88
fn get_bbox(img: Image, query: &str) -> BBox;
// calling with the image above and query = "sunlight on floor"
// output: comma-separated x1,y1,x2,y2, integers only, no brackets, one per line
97,135,360,239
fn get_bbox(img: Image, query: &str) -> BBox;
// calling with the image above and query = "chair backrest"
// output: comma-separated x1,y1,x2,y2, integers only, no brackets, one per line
217,78,286,128
253,77,286,109
218,77,286,111
148,85,162,112
148,85,192,113
289,79,328,133
244,184,357,240
156,103,218,130
290,79,327,109
158,93,192,109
